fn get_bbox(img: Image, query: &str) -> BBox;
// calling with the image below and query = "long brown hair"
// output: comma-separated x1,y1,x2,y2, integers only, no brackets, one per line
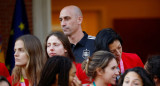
12,35,46,86
45,31,75,61
82,50,117,79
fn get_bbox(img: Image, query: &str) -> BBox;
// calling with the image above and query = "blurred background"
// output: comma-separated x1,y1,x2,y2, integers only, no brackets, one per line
0,0,160,65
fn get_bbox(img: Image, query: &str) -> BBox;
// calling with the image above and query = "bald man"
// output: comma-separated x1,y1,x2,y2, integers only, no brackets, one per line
59,5,95,63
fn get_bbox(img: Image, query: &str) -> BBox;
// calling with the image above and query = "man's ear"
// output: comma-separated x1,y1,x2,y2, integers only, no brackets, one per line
96,68,104,76
77,16,83,24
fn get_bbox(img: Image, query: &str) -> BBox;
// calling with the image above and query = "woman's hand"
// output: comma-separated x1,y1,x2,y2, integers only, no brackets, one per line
71,75,82,86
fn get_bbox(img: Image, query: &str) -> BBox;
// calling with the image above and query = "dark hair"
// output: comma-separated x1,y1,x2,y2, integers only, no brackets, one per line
38,56,72,86
118,67,155,86
82,50,117,79
0,76,11,86
95,28,123,52
45,31,75,61
145,55,160,79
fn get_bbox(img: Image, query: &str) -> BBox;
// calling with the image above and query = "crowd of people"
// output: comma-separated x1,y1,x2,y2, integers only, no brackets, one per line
0,5,160,86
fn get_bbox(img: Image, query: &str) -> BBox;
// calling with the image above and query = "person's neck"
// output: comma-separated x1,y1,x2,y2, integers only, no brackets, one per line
22,67,27,79
156,82,160,86
93,77,108,86
68,29,84,45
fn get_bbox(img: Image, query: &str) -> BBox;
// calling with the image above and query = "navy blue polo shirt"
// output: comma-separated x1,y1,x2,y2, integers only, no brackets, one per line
71,31,95,63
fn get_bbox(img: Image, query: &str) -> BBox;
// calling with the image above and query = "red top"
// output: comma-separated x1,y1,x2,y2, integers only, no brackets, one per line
7,76,29,86
120,52,144,71
74,63,91,84
86,84,112,86
0,63,10,78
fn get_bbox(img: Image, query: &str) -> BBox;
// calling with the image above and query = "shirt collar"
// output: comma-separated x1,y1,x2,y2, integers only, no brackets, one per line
72,31,88,46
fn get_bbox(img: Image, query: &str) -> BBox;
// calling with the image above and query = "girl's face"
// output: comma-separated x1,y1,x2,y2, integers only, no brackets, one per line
101,59,119,85
52,63,76,86
123,72,143,86
47,35,67,57
14,40,29,67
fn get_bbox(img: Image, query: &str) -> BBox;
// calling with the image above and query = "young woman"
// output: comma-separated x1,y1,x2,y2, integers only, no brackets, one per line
95,28,144,74
145,55,160,86
38,56,77,86
45,31,90,85
118,67,155,86
82,50,120,86
8,35,46,86
45,31,75,61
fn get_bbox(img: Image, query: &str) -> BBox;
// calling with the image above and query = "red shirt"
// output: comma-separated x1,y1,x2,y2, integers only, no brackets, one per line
7,76,29,86
74,63,91,84
86,83,112,86
120,52,144,71
0,63,10,78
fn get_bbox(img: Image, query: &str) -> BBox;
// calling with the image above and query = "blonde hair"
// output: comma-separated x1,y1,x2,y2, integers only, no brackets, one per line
12,35,46,86
82,50,117,79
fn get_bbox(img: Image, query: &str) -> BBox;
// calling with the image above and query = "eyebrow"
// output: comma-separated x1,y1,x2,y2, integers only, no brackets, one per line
134,79,141,81
125,77,141,81
59,16,70,19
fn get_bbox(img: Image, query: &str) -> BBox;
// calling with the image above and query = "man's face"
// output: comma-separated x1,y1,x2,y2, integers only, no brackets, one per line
59,8,79,36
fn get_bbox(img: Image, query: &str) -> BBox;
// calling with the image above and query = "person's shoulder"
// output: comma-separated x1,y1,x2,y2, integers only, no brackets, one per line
83,31,95,40
0,62,6,68
87,35,96,40
0,62,4,65
122,52,140,59
122,52,138,56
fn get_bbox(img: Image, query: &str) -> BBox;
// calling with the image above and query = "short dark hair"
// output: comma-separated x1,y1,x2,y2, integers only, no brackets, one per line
145,55,160,79
95,28,123,52
45,31,75,61
118,67,155,86
0,76,11,86
38,56,72,86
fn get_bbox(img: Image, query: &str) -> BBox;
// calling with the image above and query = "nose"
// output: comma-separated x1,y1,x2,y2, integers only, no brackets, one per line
50,48,54,51
50,45,55,51
115,67,120,75
115,49,121,57
61,20,66,27
14,51,18,57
